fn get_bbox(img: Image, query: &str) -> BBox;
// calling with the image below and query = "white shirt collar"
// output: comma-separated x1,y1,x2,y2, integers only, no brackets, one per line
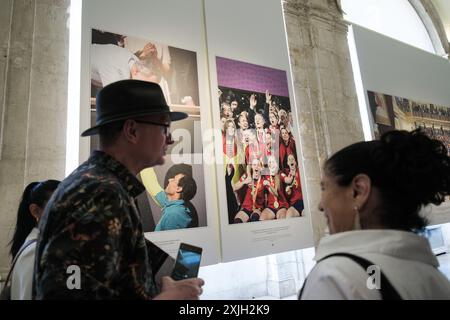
314,229,439,267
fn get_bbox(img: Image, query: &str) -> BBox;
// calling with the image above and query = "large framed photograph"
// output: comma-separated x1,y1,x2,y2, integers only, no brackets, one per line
216,57,305,225
89,28,206,232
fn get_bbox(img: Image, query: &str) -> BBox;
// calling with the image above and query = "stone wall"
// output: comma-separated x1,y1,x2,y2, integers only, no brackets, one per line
0,0,69,279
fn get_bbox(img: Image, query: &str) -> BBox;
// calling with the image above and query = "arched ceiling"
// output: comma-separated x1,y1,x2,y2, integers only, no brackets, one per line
431,0,450,44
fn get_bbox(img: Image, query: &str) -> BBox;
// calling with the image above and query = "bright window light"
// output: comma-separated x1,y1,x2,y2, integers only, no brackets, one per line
66,0,82,176
341,0,436,54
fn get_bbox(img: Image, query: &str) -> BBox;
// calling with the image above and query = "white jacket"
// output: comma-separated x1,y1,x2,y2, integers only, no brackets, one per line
11,228,39,300
301,229,450,299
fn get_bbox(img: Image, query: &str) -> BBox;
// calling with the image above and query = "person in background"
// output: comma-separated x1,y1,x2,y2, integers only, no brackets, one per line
299,129,450,299
8,180,60,300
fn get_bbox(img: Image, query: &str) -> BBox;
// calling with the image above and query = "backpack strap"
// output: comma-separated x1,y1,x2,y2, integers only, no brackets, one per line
298,252,402,300
3,239,38,287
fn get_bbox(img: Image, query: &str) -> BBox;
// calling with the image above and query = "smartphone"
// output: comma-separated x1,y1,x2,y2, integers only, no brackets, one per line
171,243,203,281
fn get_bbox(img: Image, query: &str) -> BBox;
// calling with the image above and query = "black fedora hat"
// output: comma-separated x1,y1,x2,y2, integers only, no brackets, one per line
81,79,188,136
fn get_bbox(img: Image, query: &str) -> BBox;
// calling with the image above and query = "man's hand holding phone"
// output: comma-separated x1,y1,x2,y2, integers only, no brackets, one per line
154,276,204,300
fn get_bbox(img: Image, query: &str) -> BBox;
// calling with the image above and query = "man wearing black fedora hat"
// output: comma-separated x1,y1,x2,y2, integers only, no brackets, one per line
34,79,204,299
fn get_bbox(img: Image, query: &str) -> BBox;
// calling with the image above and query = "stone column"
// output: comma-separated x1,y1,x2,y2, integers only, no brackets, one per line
283,0,364,245
0,0,69,280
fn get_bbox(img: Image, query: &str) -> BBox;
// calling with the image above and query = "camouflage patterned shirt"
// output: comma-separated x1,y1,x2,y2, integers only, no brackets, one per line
34,151,165,299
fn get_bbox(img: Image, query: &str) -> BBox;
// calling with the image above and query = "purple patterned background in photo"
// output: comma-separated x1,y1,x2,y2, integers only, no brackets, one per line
216,57,289,97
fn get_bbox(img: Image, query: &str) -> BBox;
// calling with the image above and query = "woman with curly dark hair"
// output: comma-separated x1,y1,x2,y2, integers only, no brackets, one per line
299,129,450,299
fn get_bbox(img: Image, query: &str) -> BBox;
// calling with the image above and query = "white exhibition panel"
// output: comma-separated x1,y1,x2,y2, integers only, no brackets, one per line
80,0,220,265
353,25,450,106
205,0,314,262
351,24,450,224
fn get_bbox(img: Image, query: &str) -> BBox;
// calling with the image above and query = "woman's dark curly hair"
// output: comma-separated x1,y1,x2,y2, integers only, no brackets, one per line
324,129,450,232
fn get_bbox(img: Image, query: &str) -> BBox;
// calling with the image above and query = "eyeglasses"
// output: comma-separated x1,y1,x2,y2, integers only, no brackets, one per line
134,119,172,140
